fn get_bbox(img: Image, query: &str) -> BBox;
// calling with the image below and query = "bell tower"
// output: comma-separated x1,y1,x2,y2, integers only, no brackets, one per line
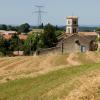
66,16,78,34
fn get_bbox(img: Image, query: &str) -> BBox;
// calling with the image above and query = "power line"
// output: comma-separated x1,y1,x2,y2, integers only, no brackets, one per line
34,5,46,27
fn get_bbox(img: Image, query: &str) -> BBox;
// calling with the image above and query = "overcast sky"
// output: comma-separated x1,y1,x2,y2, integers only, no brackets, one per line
0,0,100,26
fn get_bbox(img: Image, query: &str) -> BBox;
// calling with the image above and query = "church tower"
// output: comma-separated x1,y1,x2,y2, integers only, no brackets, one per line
66,16,78,34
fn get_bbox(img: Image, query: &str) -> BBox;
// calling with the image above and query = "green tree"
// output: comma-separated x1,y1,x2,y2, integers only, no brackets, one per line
7,25,18,31
0,35,11,56
55,30,63,37
0,35,5,55
43,24,57,47
24,33,37,55
9,34,22,52
39,23,44,29
18,23,30,33
0,24,7,30
96,27,100,31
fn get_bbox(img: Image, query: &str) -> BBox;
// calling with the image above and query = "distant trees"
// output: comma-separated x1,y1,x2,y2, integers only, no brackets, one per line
38,23,44,29
24,33,39,55
9,34,23,52
0,23,63,56
96,27,100,31
7,25,18,31
0,34,24,56
0,35,11,56
0,23,30,33
18,23,30,33
0,35,5,56
55,30,63,37
0,24,7,30
24,24,58,55
43,24,57,47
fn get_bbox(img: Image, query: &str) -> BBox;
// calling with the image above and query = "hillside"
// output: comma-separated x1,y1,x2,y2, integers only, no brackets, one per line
0,52,100,100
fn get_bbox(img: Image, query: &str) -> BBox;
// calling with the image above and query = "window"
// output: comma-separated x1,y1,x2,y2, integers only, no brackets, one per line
68,21,70,24
73,21,77,25
73,28,77,33
68,28,70,33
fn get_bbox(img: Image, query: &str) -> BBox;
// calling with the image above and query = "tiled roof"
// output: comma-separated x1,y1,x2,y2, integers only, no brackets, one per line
78,32,98,36
67,16,78,19
0,30,17,35
3,35,12,40
2,34,27,40
19,35,27,40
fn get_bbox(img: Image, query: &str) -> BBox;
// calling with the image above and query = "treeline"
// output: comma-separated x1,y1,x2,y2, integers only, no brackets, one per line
0,23,30,33
0,24,63,56
0,23,64,34
0,34,24,56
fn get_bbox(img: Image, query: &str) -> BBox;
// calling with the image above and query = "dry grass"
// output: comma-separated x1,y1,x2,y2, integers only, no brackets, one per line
65,69,100,100
0,63,100,100
0,52,100,84
0,52,100,100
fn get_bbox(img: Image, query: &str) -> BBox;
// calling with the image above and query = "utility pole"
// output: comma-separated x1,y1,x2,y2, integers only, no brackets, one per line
61,41,64,54
34,5,46,27
30,39,32,56
17,36,19,56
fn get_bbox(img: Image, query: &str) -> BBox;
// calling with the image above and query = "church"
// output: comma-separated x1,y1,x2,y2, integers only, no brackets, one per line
57,16,98,53
39,16,98,55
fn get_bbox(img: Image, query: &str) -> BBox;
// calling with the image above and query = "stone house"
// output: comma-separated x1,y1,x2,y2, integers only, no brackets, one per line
58,16,98,53
58,32,98,53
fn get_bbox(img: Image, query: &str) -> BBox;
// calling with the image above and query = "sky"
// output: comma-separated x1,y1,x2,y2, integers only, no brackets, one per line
0,0,100,26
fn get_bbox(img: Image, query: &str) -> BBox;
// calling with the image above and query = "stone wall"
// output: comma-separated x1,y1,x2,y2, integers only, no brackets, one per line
39,47,62,55
38,35,97,55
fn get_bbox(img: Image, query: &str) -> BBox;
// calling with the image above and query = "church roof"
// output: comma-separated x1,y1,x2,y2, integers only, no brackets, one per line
67,16,78,19
78,32,98,36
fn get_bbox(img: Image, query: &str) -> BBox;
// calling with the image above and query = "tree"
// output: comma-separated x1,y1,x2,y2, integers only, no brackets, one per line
0,35,11,56
55,30,63,37
39,23,44,29
96,27,100,31
0,34,23,56
0,35,5,55
43,24,57,47
7,25,18,31
18,23,30,33
24,33,37,55
0,24,7,30
9,34,23,52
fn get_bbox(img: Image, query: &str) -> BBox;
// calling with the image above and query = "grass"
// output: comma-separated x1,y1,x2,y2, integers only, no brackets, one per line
0,63,100,100
54,54,69,66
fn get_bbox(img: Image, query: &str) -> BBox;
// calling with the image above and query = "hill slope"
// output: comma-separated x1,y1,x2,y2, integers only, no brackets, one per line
0,52,100,100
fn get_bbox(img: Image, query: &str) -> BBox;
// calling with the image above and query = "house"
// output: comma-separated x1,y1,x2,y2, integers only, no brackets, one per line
0,30,28,40
58,32,97,53
19,35,27,40
0,30,17,35
28,29,44,34
58,16,98,53
0,30,17,40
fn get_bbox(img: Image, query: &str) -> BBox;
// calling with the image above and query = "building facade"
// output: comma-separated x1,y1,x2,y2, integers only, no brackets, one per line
66,16,78,34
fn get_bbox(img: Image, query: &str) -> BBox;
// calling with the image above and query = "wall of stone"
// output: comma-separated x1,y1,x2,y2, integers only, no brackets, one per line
39,47,62,55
